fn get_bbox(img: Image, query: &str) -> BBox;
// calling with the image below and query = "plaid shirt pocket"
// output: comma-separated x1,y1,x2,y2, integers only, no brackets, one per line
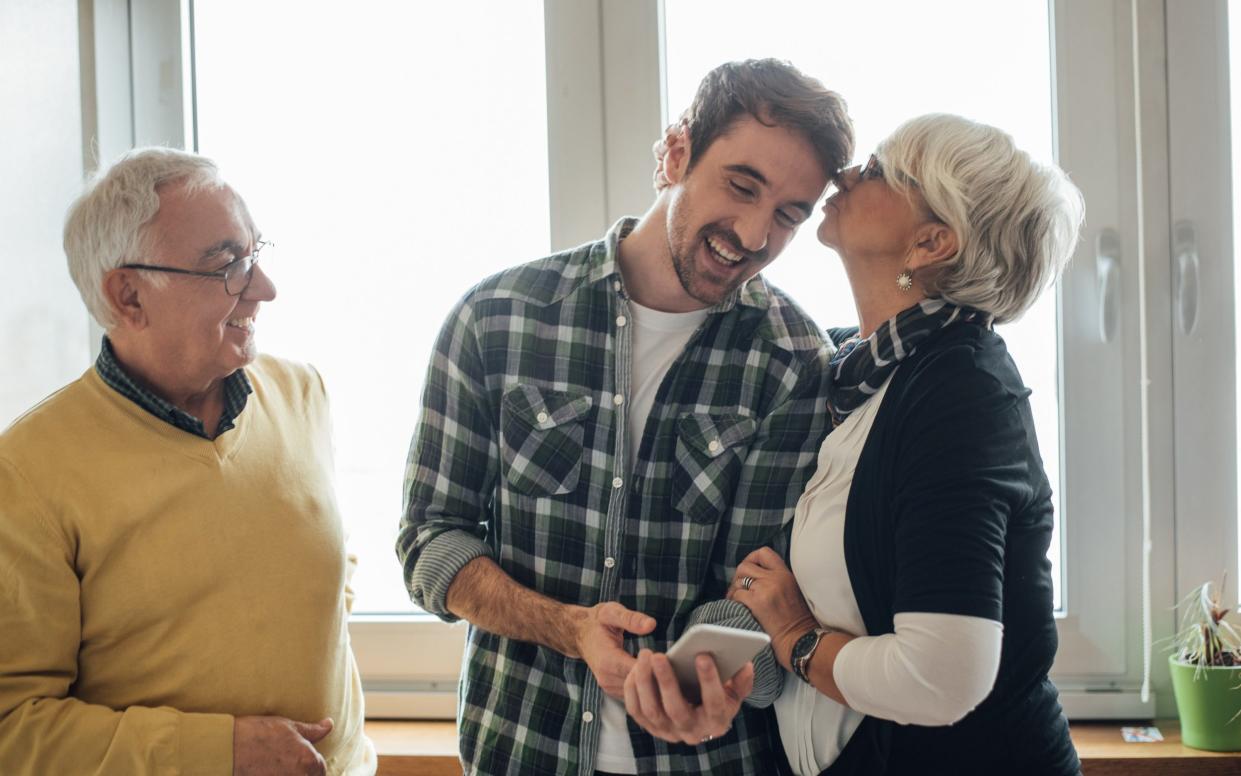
500,384,595,497
672,412,759,523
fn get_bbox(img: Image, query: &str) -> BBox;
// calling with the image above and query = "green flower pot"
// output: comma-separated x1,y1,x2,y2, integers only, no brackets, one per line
1168,655,1241,751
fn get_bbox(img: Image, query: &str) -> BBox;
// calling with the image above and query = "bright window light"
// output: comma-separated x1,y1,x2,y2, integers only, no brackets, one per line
193,1,550,613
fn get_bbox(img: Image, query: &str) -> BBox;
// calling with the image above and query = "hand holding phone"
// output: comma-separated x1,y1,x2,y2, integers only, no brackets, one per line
665,624,770,703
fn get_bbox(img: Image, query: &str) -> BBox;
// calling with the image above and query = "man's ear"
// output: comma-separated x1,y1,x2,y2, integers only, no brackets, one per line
908,221,959,272
102,268,149,330
653,120,691,192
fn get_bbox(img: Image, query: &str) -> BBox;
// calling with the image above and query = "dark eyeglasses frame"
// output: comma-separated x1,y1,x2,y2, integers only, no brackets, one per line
858,153,885,182
832,154,944,224
120,240,272,296
831,154,884,193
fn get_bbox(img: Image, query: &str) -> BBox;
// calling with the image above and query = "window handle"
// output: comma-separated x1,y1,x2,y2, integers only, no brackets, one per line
1173,220,1199,336
1096,228,1121,343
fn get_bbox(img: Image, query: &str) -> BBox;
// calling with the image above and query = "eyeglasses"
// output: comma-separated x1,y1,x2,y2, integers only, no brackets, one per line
858,153,885,182
830,154,884,194
833,152,883,188
120,240,272,296
832,154,944,223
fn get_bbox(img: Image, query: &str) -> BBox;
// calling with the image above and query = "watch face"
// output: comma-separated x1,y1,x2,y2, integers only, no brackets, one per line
792,629,820,661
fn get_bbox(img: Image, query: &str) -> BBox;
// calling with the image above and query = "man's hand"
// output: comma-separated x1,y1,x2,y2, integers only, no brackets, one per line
570,601,656,699
623,649,753,746
233,716,333,776
445,558,656,698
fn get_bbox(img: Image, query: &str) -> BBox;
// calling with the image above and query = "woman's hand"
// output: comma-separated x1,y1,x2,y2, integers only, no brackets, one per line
727,547,819,671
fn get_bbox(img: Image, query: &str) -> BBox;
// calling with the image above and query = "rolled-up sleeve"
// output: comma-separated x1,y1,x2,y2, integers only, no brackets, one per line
396,293,497,621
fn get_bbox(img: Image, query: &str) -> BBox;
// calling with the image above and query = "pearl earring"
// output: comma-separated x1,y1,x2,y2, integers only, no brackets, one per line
896,270,914,292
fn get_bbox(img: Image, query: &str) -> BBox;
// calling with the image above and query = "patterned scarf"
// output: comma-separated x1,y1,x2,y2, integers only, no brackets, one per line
825,299,992,427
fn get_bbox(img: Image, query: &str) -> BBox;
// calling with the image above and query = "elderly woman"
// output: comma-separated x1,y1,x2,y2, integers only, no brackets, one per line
0,148,373,775
727,114,1084,775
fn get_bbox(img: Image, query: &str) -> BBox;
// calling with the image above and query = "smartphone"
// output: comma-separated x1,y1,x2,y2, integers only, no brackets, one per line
665,623,771,703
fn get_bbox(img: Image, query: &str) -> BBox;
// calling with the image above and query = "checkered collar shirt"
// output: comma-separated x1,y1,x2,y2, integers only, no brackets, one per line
94,336,252,438
399,218,832,775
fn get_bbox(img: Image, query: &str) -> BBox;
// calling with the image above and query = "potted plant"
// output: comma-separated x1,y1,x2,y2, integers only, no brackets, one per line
1168,578,1241,751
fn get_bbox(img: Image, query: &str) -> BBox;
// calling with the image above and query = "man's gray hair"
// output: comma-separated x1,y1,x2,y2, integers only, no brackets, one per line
878,114,1085,324
64,147,225,329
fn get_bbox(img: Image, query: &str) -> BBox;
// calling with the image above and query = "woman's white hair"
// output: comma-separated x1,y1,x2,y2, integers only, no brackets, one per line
63,147,225,329
877,114,1085,324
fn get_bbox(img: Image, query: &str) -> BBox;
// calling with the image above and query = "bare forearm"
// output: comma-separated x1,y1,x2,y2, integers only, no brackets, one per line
445,556,585,657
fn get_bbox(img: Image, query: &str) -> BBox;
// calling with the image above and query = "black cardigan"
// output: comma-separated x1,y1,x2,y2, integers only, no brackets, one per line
819,321,1079,776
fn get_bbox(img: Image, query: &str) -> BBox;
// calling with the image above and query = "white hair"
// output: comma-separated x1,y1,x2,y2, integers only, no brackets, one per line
877,114,1085,324
63,147,225,329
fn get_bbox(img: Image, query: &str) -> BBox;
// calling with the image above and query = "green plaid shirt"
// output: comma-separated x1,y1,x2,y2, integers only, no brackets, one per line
398,219,832,775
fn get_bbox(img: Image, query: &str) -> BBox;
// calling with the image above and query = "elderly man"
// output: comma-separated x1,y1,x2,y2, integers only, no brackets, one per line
0,148,374,775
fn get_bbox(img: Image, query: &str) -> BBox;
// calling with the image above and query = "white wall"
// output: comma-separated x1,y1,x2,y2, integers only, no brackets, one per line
0,0,90,426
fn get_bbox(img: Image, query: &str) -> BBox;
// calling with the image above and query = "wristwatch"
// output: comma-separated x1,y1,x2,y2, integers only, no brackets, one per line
790,626,833,684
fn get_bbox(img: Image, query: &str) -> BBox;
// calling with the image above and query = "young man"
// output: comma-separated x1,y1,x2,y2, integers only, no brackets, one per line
398,59,853,775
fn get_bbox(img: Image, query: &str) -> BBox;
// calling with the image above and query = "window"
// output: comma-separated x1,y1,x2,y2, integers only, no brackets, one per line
664,0,1064,608
1230,0,1241,593
92,0,1233,721
0,1,90,429
192,1,551,615
1169,0,1239,617
659,0,1153,715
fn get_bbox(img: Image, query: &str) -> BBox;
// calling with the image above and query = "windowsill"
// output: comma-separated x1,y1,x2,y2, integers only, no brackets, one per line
366,719,1240,775
1068,720,1240,773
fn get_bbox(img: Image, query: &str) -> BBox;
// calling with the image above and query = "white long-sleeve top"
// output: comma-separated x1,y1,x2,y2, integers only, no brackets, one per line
773,375,1002,776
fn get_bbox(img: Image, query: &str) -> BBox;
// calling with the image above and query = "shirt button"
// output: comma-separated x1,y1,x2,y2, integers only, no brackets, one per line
708,439,722,452
536,411,549,424
612,477,624,489
604,557,616,569
613,394,624,406
613,280,622,291
582,711,595,723
616,315,627,327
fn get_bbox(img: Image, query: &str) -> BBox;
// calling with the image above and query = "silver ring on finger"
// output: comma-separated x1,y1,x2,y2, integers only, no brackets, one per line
741,576,755,591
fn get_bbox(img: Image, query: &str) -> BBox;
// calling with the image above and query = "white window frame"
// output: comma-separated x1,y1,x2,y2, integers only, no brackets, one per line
1043,0,1166,715
1166,1,1238,629
1165,0,1240,715
102,0,1237,721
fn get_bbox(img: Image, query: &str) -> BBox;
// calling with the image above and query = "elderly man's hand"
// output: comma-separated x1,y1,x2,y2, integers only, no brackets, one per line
623,649,753,746
233,716,332,776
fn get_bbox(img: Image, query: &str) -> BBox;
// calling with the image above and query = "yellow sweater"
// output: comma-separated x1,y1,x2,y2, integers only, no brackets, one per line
0,356,375,775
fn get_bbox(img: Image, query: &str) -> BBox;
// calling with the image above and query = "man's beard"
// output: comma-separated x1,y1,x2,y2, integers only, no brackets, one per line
667,207,765,307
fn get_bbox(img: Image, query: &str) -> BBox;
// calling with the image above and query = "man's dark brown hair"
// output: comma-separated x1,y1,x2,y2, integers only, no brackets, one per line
682,58,854,179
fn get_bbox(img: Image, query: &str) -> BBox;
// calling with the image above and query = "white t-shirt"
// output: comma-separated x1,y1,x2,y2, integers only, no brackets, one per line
595,298,710,774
